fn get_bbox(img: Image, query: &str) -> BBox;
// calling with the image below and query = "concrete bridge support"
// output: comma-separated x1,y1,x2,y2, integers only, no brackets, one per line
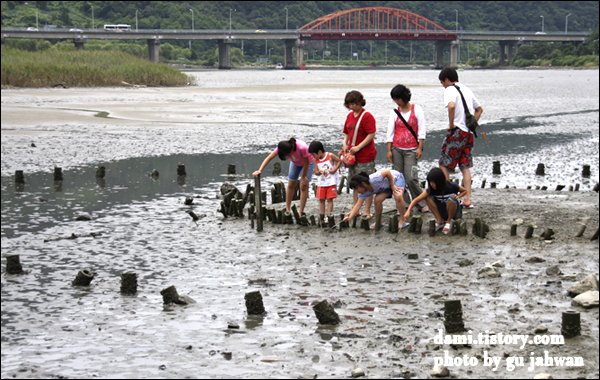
435,40,459,69
147,39,160,63
73,39,85,51
499,41,520,63
218,39,233,69
284,39,304,69
450,40,459,68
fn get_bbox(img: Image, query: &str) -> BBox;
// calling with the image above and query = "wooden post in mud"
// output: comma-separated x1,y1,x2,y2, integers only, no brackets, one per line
361,215,370,231
493,161,501,175
15,170,25,184
160,285,180,304
96,165,106,179
177,163,186,176
72,269,95,286
444,300,465,333
272,162,281,176
254,174,263,232
54,167,63,181
575,224,587,238
481,178,486,188
120,272,137,295
374,213,382,231
525,224,535,239
284,211,293,225
536,163,545,176
309,215,317,226
511,224,518,236
327,213,336,229
428,220,437,237
459,221,468,236
227,164,236,175
312,300,340,325
591,228,599,241
6,255,24,274
245,291,266,315
582,165,591,178
292,205,301,224
388,215,397,233
561,310,581,338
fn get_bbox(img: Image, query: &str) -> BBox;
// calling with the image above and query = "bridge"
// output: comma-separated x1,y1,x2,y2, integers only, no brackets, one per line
1,6,591,69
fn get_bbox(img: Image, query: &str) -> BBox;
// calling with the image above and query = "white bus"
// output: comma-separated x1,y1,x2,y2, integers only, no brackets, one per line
104,24,132,32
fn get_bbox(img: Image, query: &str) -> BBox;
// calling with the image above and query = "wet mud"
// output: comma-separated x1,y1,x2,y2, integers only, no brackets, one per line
1,69,599,378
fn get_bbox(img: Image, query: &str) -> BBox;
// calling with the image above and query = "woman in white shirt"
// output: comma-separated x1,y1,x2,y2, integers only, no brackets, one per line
386,84,428,213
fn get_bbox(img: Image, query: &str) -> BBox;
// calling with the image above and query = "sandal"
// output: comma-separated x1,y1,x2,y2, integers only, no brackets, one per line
434,222,445,231
364,214,374,220
420,206,430,213
442,223,451,235
399,221,410,230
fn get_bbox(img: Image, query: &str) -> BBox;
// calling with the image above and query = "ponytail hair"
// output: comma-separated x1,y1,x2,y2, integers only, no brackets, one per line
277,137,297,160
349,171,371,190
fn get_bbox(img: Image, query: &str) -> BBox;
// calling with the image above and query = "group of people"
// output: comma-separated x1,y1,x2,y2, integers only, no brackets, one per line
253,67,483,235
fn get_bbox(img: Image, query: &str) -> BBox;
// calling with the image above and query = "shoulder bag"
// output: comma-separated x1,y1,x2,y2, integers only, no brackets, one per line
339,110,366,167
393,108,419,145
453,84,487,142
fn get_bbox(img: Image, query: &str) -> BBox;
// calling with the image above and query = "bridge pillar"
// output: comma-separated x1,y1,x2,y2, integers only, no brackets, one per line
434,41,447,69
450,41,459,68
218,39,233,70
147,39,160,63
284,40,295,69
73,39,85,51
499,42,507,63
499,41,519,63
295,41,305,68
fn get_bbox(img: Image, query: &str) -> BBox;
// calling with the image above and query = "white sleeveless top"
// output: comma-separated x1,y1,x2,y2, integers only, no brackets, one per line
315,152,339,187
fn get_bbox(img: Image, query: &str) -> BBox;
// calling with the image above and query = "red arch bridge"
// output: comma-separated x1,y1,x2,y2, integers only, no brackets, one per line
1,6,590,69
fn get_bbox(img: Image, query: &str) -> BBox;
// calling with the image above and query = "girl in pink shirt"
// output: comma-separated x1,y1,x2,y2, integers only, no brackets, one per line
253,138,315,214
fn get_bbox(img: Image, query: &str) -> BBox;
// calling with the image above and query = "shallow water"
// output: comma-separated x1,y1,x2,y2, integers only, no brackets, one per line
1,69,599,379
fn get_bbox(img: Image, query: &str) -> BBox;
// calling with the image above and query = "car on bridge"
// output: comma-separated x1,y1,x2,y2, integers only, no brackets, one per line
26,27,38,31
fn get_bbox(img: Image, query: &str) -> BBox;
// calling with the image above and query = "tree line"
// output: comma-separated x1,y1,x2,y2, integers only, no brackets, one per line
2,1,599,67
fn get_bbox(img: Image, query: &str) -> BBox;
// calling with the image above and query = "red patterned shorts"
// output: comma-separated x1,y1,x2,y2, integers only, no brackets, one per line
439,128,474,170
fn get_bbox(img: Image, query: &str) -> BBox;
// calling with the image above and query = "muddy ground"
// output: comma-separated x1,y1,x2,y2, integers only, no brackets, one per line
1,69,599,379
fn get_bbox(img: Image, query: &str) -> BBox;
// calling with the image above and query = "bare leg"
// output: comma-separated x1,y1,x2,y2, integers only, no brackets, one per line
425,196,444,225
439,165,450,181
461,168,472,206
446,199,458,223
393,192,406,222
327,199,334,214
299,181,309,214
364,195,374,217
286,180,296,211
373,193,388,214
319,199,326,215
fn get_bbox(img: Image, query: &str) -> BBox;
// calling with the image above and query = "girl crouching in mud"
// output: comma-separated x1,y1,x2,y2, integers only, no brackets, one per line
404,167,467,234
343,169,408,230
253,137,315,215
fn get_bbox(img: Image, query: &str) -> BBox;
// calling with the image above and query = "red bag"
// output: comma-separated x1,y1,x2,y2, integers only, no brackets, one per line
340,110,366,168
339,150,356,167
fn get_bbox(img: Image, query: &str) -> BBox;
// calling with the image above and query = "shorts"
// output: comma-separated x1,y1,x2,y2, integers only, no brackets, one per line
432,196,463,221
316,185,338,200
289,161,314,182
348,160,376,178
439,128,474,170
381,173,408,198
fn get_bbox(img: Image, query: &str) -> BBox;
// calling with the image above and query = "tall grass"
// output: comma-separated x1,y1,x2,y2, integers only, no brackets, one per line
1,46,192,87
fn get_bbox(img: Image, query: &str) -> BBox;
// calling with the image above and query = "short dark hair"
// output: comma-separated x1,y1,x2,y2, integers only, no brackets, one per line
344,90,366,109
308,140,324,154
390,84,411,103
349,171,371,190
438,67,458,83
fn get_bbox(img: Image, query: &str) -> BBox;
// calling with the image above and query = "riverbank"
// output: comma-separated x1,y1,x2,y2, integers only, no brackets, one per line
1,47,192,88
